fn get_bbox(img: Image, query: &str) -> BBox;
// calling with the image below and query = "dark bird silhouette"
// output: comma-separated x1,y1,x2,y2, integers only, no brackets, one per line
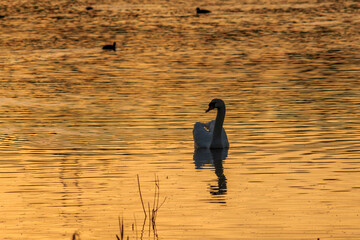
102,42,116,51
86,6,93,10
196,7,211,14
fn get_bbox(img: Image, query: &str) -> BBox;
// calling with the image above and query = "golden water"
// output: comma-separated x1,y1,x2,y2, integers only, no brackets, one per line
1,0,360,239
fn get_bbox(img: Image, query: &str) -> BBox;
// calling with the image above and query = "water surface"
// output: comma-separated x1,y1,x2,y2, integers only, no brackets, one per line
1,0,360,239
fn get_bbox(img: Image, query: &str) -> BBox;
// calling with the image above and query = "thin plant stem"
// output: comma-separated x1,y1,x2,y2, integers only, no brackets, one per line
116,216,124,240
133,213,138,240
116,175,166,240
137,174,147,219
140,217,146,239
148,202,151,237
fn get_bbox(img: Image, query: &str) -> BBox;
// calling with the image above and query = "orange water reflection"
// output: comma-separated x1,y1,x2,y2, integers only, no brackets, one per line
1,0,360,239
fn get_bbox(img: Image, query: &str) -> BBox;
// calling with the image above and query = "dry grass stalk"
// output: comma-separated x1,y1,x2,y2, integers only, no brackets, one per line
116,175,166,240
72,231,81,240
116,216,124,240
137,174,147,219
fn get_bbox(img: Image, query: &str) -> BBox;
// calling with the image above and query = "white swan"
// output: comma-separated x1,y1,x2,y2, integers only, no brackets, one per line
193,99,229,149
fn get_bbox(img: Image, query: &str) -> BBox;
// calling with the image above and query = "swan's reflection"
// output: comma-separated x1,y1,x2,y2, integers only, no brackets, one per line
193,148,228,197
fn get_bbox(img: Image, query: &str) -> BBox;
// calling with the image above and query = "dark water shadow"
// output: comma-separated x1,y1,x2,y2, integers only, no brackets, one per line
193,148,228,199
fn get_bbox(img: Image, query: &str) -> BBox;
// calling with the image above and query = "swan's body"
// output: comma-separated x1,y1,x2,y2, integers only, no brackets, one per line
193,99,229,149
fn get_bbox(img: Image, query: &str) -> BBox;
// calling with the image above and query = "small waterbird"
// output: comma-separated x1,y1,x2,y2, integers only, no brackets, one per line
196,8,211,14
102,42,116,51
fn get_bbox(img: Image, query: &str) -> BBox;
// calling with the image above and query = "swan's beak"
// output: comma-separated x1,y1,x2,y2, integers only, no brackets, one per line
205,105,215,113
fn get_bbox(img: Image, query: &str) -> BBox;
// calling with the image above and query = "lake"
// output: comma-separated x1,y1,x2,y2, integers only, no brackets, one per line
0,0,360,239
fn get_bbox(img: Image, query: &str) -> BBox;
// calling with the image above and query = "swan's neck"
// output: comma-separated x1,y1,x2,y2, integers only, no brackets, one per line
211,106,225,148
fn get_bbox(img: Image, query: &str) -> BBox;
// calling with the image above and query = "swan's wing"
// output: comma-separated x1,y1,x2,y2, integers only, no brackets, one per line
193,122,212,148
204,120,215,131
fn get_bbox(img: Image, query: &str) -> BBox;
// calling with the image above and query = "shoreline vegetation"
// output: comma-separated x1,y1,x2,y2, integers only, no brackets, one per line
72,175,166,240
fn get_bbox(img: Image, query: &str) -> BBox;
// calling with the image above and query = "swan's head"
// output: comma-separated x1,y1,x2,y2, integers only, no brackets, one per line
205,99,225,113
